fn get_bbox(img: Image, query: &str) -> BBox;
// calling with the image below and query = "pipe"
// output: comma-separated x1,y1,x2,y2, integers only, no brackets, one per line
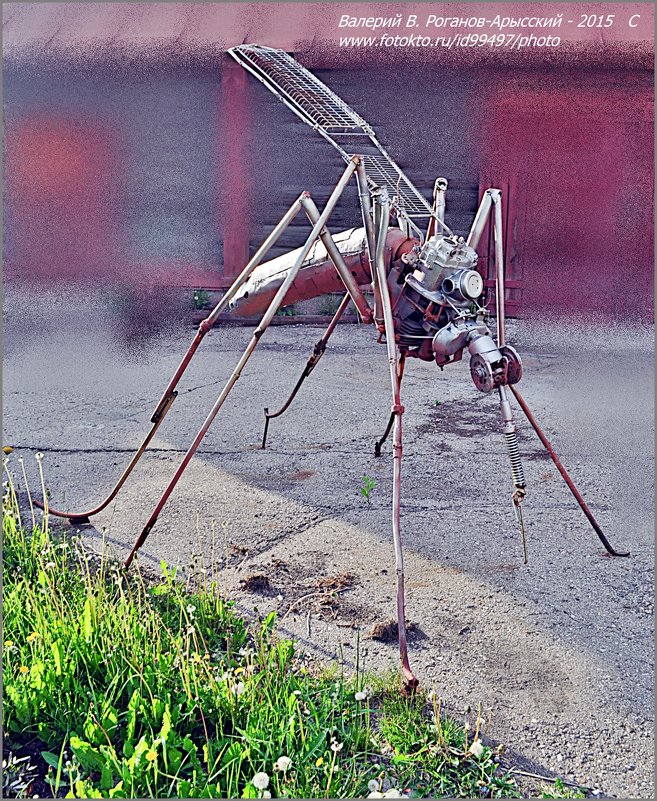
374,189,419,692
510,386,630,557
491,189,506,347
300,196,373,324
34,195,306,522
125,158,359,567
466,188,494,251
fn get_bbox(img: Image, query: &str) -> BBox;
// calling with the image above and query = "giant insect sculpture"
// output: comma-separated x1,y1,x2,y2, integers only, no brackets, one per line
37,45,628,692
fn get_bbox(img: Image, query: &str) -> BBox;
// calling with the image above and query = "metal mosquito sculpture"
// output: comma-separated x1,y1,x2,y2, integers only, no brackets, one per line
36,45,629,693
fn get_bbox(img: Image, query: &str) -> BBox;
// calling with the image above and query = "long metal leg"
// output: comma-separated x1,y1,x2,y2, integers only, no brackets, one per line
374,188,418,694
125,158,359,567
261,292,351,449
300,196,373,324
488,189,528,562
356,161,384,331
466,188,494,251
374,354,406,457
510,386,630,557
261,182,374,448
34,195,305,522
425,177,447,240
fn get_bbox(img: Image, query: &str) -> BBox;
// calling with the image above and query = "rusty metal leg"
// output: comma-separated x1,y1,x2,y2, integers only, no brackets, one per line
262,292,351,449
34,195,305,523
356,161,383,328
125,158,359,568
509,386,630,557
374,354,406,457
300,196,373,324
374,188,419,694
488,189,528,561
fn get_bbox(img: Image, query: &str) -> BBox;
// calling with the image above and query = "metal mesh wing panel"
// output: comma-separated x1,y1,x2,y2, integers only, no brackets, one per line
229,44,371,132
229,44,433,221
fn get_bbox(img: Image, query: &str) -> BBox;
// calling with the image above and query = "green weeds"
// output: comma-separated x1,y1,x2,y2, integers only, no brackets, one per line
360,475,377,504
540,778,586,798
3,460,525,798
192,289,210,311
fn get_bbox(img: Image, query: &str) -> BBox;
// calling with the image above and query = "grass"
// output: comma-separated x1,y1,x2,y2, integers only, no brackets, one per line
2,460,582,798
360,475,377,504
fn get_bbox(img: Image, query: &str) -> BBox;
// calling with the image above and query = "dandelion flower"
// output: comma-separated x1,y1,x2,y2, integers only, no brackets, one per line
469,740,484,758
4,641,14,650
274,755,291,772
19,666,29,675
252,772,269,790
330,740,343,753
315,756,324,767
145,750,157,762
27,632,40,643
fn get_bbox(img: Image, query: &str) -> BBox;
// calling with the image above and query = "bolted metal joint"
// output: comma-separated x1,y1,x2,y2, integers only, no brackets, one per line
198,318,213,336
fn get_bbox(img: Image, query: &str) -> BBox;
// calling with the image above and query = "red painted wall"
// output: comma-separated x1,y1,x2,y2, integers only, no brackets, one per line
481,73,653,318
5,115,120,281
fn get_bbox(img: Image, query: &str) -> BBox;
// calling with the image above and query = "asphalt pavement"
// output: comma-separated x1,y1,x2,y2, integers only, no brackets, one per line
3,289,654,798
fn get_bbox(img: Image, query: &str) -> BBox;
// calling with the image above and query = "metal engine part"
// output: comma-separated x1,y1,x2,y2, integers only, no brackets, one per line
392,234,488,367
412,234,479,292
441,269,484,301
469,338,523,393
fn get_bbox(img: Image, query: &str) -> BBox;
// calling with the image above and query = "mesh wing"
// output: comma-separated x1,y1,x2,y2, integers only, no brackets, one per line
229,44,434,223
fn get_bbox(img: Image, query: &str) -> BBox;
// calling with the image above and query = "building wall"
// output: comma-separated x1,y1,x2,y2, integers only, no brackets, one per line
3,55,653,319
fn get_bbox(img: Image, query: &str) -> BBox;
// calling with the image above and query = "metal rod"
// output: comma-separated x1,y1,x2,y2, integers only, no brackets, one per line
466,188,493,251
374,189,419,693
374,354,406,457
261,292,351,449
426,177,447,240
491,189,506,346
509,386,630,557
300,195,373,324
125,159,358,567
34,392,177,523
356,160,385,329
486,186,528,563
34,196,306,522
371,193,386,331
356,161,377,267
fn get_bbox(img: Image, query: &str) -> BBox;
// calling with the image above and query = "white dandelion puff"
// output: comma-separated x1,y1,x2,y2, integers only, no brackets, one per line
252,772,269,790
469,740,484,757
273,755,291,772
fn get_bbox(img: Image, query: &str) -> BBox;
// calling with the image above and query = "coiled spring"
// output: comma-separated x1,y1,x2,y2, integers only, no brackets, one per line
504,429,526,489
